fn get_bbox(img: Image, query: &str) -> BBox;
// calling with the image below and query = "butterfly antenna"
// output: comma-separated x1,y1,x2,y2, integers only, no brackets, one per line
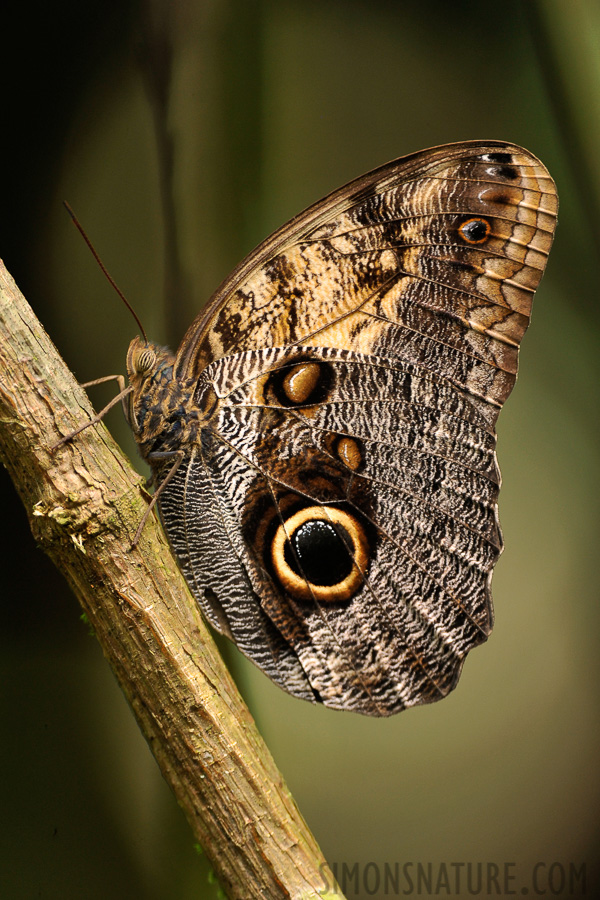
63,201,148,343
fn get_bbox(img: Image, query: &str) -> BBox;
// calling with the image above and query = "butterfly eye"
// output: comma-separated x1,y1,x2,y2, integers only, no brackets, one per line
271,506,369,602
135,348,157,374
458,217,491,244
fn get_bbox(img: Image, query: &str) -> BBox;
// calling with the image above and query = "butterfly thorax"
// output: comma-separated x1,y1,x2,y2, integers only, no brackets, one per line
125,336,203,462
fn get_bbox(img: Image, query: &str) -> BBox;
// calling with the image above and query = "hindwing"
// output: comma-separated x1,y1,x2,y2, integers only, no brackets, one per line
162,344,499,715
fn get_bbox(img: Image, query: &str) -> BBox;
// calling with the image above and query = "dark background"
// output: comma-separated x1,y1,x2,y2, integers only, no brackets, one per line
1,1,598,898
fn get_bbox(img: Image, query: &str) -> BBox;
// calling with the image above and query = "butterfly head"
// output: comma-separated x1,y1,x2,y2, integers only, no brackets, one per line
125,336,179,444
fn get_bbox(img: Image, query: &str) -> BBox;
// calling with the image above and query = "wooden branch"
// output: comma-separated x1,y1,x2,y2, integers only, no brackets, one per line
0,259,343,900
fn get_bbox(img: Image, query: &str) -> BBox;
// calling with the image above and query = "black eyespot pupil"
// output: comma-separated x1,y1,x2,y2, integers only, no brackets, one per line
284,520,353,587
461,219,488,242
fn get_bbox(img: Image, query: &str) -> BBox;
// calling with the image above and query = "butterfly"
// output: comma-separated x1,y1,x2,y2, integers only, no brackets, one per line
84,141,558,717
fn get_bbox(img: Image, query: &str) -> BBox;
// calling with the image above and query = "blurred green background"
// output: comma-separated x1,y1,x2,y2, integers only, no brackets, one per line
1,1,598,898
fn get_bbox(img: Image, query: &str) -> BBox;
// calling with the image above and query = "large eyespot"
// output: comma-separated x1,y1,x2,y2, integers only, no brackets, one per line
265,359,334,409
458,217,491,244
271,506,370,602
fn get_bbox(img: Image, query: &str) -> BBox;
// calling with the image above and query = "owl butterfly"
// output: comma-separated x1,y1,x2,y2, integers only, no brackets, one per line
97,141,557,716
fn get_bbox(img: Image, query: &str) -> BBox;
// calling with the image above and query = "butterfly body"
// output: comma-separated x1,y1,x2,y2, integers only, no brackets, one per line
124,142,557,716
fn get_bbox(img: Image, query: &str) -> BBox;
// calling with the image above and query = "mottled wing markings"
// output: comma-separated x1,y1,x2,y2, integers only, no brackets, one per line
163,433,319,702
259,471,410,714
167,343,504,713
212,348,500,554
191,426,406,714
196,422,458,714
147,142,558,715
176,144,557,430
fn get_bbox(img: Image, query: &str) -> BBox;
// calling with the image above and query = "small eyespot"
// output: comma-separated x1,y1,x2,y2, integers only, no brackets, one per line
271,506,370,603
265,359,334,408
282,362,321,404
334,435,364,472
458,217,491,244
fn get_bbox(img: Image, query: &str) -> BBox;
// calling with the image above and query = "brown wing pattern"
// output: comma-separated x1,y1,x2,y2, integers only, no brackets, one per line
146,142,557,715
176,141,557,425
159,344,500,715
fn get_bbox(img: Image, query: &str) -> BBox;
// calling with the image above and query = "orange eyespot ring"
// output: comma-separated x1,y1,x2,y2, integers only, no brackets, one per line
271,506,369,603
458,217,491,244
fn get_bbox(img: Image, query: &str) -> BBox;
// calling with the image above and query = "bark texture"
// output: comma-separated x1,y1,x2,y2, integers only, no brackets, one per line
0,259,342,900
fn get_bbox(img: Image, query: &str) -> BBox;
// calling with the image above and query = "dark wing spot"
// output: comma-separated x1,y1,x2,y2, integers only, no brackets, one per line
478,188,513,206
285,519,354,586
481,152,513,164
458,217,491,245
269,505,372,603
486,164,519,180
446,259,477,274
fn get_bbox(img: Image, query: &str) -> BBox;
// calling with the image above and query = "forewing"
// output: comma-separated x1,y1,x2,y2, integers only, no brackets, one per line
176,141,557,425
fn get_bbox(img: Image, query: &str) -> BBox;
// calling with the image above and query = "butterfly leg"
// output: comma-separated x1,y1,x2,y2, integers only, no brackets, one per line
80,375,136,421
50,376,132,451
80,374,127,389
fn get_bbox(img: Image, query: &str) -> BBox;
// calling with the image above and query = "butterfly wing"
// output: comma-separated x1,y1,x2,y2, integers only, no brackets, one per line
176,141,557,426
158,142,557,715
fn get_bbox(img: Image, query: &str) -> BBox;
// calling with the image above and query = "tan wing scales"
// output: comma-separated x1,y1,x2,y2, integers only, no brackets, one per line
176,141,557,424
